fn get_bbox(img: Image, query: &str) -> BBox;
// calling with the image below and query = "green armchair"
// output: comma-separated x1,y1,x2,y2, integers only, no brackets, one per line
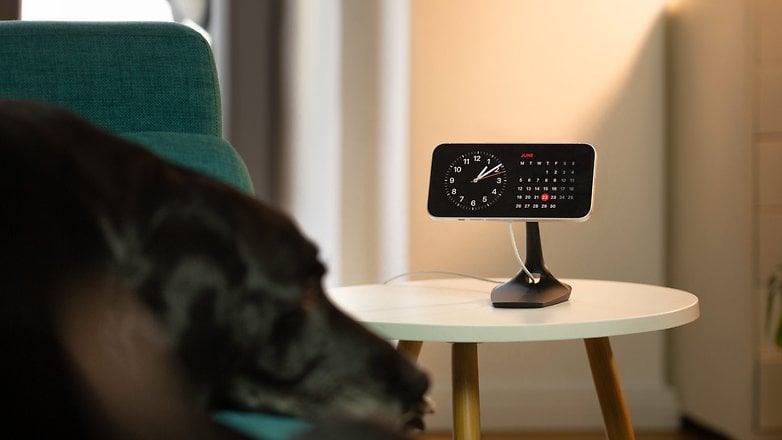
0,20,252,194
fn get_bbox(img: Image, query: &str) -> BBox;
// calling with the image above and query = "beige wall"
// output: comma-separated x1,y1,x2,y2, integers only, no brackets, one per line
756,0,782,432
666,1,772,439
410,0,667,284
756,0,782,329
409,0,674,431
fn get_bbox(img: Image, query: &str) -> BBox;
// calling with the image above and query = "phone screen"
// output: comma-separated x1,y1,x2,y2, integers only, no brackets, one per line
427,143,596,220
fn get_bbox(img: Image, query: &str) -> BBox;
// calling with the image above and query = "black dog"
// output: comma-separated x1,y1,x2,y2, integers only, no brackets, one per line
0,100,429,439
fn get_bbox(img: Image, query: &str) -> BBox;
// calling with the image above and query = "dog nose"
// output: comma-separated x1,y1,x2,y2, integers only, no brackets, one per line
396,358,430,407
404,394,435,431
400,371,433,432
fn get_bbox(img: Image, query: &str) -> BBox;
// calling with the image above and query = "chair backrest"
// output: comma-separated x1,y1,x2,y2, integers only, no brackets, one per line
0,21,253,193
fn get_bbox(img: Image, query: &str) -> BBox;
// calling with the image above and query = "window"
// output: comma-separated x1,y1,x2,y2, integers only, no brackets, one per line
21,0,174,21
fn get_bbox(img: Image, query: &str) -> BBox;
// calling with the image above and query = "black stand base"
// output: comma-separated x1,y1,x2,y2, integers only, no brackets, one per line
491,273,571,308
491,222,571,308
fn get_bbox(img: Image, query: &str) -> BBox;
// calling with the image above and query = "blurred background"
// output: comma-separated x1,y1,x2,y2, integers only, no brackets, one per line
2,1,781,438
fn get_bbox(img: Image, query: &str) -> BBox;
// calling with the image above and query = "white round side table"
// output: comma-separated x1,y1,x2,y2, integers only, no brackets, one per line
328,278,699,440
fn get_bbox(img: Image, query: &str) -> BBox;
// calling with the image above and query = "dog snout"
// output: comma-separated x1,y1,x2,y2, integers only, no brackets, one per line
403,394,435,431
400,362,429,408
321,301,433,427
397,360,432,430
374,348,431,431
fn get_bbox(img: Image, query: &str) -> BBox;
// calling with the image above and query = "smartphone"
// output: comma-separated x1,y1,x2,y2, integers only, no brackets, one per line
427,143,596,220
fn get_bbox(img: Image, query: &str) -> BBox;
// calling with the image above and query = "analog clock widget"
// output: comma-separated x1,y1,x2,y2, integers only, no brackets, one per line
444,151,508,211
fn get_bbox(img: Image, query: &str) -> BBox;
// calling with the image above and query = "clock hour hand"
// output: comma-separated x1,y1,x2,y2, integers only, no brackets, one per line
472,165,489,183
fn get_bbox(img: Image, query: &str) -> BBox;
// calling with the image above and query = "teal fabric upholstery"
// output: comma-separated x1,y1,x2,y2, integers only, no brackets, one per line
121,131,253,193
212,411,311,440
0,21,252,193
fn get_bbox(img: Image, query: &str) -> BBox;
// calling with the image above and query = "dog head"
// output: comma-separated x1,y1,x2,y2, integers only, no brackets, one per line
124,173,431,431
0,100,430,436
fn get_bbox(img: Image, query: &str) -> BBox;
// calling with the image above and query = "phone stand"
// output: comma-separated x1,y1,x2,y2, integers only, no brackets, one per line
491,222,571,308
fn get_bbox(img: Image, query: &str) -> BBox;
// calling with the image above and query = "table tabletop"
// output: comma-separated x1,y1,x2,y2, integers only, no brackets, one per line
327,278,699,343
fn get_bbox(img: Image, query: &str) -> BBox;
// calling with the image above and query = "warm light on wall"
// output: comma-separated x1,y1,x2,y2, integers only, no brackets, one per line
665,0,684,13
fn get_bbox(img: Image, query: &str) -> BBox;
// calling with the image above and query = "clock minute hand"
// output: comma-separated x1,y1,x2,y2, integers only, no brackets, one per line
486,163,503,175
472,165,489,183
475,164,503,182
475,169,507,182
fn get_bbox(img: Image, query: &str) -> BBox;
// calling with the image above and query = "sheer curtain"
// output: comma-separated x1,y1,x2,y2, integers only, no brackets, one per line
280,0,410,288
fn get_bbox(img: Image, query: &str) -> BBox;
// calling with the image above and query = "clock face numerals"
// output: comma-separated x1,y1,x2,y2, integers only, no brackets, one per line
444,151,507,211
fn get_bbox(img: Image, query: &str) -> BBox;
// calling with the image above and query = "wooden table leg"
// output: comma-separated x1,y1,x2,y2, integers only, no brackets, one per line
397,340,423,362
452,342,481,440
584,337,636,440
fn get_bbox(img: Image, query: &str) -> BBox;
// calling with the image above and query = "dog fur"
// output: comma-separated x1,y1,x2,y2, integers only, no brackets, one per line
0,100,429,439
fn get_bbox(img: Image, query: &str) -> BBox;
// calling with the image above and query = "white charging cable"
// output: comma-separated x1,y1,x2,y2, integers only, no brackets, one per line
382,223,537,285
507,222,536,282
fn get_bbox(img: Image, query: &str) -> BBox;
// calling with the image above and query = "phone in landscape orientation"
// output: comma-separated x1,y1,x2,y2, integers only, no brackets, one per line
427,143,596,221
